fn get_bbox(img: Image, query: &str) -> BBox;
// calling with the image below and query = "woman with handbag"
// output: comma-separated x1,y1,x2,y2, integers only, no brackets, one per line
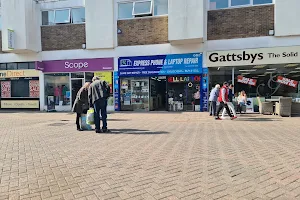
72,82,91,131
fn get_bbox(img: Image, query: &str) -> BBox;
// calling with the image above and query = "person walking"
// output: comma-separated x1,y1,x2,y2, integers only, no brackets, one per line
209,84,220,116
221,84,237,118
89,76,111,133
215,82,237,120
72,82,91,131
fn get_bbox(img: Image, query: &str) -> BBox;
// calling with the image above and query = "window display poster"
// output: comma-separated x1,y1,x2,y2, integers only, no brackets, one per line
1,81,11,98
114,71,120,111
29,80,40,98
47,96,55,111
124,92,131,105
237,76,257,86
277,76,298,88
201,68,208,111
94,71,113,93
246,98,254,113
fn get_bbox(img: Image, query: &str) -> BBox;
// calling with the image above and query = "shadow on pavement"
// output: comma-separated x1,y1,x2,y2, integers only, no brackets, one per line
109,128,169,134
107,119,131,122
236,117,282,122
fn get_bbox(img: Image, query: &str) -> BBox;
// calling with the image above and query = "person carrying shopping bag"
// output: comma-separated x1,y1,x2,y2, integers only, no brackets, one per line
72,82,91,131
89,76,111,133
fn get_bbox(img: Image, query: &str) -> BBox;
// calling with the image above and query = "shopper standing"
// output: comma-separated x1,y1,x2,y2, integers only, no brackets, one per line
215,82,236,120
72,82,91,131
221,84,237,118
209,84,220,116
89,76,111,133
237,90,247,113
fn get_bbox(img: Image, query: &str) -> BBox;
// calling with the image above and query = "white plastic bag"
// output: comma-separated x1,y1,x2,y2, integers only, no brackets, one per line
86,108,95,125
81,114,92,130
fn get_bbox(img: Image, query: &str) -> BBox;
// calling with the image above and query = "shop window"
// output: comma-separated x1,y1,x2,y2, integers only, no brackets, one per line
120,77,149,111
0,64,6,70
133,1,152,16
0,78,39,99
72,7,85,24
209,0,273,10
118,0,168,20
7,63,18,70
44,74,70,106
18,63,29,70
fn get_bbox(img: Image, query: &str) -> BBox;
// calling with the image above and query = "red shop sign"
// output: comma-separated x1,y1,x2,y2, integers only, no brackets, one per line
237,76,257,86
276,76,298,88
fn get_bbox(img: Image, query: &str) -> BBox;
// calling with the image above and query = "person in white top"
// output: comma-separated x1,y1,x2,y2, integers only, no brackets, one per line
237,90,247,113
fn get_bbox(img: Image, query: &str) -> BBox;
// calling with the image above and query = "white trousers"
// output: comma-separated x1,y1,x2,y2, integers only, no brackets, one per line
222,102,237,117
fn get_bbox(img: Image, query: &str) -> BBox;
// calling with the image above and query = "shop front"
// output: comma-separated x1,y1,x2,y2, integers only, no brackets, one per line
36,58,114,112
206,46,300,113
117,53,207,112
0,68,40,109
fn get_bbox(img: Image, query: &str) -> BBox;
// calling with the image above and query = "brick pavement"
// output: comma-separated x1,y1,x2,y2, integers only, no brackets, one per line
0,112,300,200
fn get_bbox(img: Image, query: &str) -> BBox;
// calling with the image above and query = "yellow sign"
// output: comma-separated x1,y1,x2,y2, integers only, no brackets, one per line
0,70,39,78
1,100,39,109
94,72,112,84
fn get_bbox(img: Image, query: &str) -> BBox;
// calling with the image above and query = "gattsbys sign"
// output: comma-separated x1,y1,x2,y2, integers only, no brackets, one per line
206,46,300,67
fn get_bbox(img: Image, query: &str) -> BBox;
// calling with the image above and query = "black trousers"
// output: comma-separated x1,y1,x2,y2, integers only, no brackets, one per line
76,113,81,129
216,102,232,118
76,109,88,129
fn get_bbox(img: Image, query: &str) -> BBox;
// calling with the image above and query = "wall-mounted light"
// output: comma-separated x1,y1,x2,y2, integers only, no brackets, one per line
269,30,275,36
117,29,122,34
82,43,86,49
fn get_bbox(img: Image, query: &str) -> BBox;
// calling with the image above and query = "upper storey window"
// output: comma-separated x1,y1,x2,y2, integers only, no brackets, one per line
209,0,273,10
118,0,168,20
42,7,85,25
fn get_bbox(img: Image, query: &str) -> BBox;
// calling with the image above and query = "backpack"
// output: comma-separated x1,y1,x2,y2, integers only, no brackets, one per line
100,81,110,99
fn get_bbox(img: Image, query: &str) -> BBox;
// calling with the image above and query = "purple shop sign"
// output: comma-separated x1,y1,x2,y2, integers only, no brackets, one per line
35,58,114,73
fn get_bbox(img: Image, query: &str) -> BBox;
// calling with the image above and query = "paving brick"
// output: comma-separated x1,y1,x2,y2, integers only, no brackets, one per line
0,112,300,200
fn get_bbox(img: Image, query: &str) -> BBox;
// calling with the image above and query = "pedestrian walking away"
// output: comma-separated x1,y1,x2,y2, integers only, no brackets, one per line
89,76,111,133
221,84,237,118
209,84,220,116
72,82,91,131
215,82,237,120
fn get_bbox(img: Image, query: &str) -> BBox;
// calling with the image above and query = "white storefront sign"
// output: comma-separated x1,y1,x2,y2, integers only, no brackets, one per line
7,29,15,50
207,46,300,67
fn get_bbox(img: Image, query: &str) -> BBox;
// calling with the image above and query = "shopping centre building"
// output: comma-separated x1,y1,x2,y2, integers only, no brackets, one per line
0,0,299,113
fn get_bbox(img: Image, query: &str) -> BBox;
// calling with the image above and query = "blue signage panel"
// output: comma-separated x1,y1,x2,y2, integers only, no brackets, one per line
113,71,120,111
201,68,209,112
118,53,203,77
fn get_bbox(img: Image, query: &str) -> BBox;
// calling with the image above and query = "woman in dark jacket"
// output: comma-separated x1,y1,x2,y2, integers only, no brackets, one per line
72,82,90,131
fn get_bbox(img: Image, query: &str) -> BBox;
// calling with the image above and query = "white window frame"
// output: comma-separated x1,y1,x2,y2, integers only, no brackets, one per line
132,0,153,16
54,8,71,24
118,0,168,20
42,7,85,26
208,0,273,10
